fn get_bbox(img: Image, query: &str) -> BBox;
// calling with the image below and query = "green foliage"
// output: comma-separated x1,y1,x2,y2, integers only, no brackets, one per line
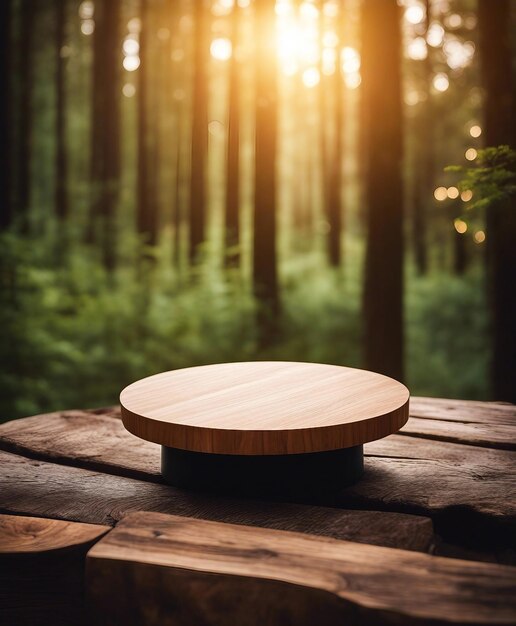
446,145,516,211
406,268,488,399
0,233,490,422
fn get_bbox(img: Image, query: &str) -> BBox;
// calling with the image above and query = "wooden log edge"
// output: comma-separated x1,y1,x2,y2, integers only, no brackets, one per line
86,511,516,626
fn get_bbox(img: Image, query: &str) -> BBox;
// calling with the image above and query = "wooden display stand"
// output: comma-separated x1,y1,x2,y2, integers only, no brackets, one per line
120,362,409,496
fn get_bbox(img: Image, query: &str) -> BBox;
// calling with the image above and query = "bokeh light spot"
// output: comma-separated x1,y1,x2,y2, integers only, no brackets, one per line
454,219,467,234
210,37,232,61
434,187,447,201
469,125,482,138
123,55,140,72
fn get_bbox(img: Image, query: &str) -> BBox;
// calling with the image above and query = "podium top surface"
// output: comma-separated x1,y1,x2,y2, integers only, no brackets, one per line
120,362,410,455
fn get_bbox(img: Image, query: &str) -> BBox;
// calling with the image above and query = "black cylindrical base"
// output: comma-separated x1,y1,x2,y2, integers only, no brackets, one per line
161,445,364,498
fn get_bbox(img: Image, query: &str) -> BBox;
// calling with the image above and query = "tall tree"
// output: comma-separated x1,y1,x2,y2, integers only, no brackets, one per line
453,229,467,276
409,0,432,275
55,0,69,223
224,2,241,268
167,5,184,269
88,0,121,272
188,0,208,264
478,0,516,402
136,0,159,250
16,0,36,233
361,0,404,381
319,25,329,247
326,2,345,267
0,0,13,231
253,0,280,343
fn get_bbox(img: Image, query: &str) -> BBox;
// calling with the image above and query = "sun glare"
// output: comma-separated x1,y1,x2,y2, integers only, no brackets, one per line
210,37,232,61
274,0,360,88
302,67,320,88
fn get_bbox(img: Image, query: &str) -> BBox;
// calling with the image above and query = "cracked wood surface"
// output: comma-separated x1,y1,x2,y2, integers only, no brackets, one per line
1,398,514,548
1,396,514,624
0,450,433,552
86,511,516,626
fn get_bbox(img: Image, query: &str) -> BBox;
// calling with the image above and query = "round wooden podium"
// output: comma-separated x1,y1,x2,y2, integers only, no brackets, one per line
120,362,409,497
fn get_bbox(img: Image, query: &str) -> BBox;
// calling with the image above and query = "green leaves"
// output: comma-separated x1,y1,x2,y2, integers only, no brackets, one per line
446,145,516,212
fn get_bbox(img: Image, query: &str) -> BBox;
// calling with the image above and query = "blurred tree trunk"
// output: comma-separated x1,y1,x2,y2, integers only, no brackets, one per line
188,0,208,264
87,0,121,272
168,5,183,270
293,84,308,235
411,0,432,275
361,0,404,381
453,232,467,275
224,3,241,268
173,133,182,268
137,0,158,251
17,0,35,233
253,0,280,344
0,0,13,231
451,197,467,278
478,0,516,402
55,0,68,224
326,3,345,267
319,58,329,246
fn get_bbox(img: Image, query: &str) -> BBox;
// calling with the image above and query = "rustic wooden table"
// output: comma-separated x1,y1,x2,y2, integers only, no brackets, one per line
1,396,515,625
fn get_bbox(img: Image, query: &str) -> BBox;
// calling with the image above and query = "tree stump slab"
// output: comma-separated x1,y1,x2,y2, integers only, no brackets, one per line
0,514,109,626
0,395,515,624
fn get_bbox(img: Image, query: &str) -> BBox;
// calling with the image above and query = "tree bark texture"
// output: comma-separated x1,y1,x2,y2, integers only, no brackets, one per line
361,0,404,381
188,0,208,263
253,0,280,344
478,0,516,402
88,0,121,271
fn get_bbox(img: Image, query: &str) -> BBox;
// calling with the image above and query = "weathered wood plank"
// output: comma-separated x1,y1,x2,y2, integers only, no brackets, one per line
0,451,433,551
399,416,516,450
0,514,109,626
409,397,516,426
86,511,516,626
1,407,514,548
358,435,516,550
0,408,161,481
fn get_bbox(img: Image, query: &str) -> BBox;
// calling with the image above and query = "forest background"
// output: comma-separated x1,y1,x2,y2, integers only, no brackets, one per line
1,0,515,421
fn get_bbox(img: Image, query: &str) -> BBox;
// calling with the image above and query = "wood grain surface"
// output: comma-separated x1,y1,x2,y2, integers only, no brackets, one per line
120,362,410,454
1,398,515,625
0,513,109,554
0,514,109,626
1,404,514,550
86,511,516,626
0,451,433,552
